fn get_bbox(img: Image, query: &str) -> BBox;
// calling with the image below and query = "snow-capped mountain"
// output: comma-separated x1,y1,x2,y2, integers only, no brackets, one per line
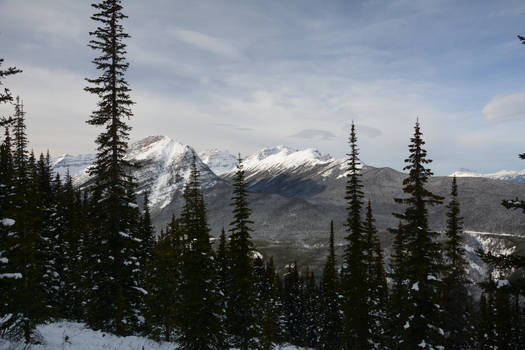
451,168,525,183
199,149,238,175
72,135,224,210
52,153,96,178
225,145,335,179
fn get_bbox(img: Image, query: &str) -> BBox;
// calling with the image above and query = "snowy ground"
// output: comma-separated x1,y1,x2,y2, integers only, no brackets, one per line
0,321,309,349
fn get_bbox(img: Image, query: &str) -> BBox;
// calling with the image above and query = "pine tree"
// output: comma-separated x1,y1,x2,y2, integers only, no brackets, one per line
319,220,342,350
0,126,17,338
363,201,388,349
341,122,372,348
38,153,66,318
259,257,282,350
1,99,48,342
226,155,261,349
144,216,183,341
59,172,86,320
441,176,473,349
303,268,319,348
389,120,445,349
216,227,229,306
282,262,305,345
477,292,497,350
84,0,143,335
0,58,21,124
177,156,225,349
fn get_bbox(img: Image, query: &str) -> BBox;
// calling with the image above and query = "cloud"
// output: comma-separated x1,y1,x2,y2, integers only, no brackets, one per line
291,129,335,140
342,122,382,138
170,29,244,60
483,92,525,122
211,122,254,132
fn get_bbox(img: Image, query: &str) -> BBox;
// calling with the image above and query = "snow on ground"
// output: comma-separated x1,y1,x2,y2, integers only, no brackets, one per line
0,321,310,349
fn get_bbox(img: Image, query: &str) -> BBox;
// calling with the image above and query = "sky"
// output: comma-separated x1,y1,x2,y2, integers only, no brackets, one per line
1,0,525,175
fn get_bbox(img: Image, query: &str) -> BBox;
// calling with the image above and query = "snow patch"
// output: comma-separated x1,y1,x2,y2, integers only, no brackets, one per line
1,218,15,227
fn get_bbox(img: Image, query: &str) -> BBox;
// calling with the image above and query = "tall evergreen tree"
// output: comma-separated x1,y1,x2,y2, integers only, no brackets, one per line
0,127,17,338
341,122,372,349
442,176,473,349
1,99,48,342
83,0,142,335
177,157,225,349
363,201,388,349
37,153,66,318
258,257,282,350
282,262,304,345
144,216,183,341
226,155,261,349
216,227,229,305
319,220,342,350
0,58,21,123
59,172,86,320
389,120,445,349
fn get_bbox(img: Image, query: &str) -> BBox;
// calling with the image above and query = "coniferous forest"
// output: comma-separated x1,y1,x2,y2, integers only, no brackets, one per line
1,1,525,349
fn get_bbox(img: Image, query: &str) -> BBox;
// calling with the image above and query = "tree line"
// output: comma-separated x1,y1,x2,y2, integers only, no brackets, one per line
1,0,524,349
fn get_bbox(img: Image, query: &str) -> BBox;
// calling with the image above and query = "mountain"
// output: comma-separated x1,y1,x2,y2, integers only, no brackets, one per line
51,153,96,178
199,149,238,175
72,135,227,210
63,136,525,277
451,168,525,183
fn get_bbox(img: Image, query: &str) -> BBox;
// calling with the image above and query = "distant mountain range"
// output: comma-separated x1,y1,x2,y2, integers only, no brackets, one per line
52,136,525,277
451,168,525,184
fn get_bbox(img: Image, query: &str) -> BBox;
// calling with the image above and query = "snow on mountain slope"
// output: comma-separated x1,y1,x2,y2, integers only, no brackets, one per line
73,136,223,210
52,154,96,178
451,168,525,183
199,149,238,175
227,145,334,179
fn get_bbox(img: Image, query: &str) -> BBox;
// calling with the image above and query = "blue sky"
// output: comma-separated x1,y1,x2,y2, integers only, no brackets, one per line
1,0,525,175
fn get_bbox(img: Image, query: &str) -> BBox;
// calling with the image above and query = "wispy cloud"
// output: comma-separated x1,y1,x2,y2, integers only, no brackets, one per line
482,92,525,122
291,129,335,140
170,29,244,60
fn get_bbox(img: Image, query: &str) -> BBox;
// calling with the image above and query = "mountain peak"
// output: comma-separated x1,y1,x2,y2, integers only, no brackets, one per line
199,149,237,175
238,145,333,176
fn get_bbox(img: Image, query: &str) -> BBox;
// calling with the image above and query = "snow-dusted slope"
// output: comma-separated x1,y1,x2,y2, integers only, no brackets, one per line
73,136,223,210
0,321,310,350
451,168,525,183
226,145,334,179
128,136,222,209
52,154,96,178
199,149,238,175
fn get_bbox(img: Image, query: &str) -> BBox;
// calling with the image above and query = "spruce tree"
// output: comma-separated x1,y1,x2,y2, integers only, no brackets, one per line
59,172,86,320
1,99,48,342
177,156,225,349
37,153,66,318
478,292,497,350
216,227,229,307
259,257,282,350
226,155,260,349
144,216,183,341
363,201,388,349
303,268,319,348
319,220,342,350
0,58,21,124
0,127,17,338
84,0,143,335
282,262,305,346
389,120,445,349
442,176,473,349
341,122,372,348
